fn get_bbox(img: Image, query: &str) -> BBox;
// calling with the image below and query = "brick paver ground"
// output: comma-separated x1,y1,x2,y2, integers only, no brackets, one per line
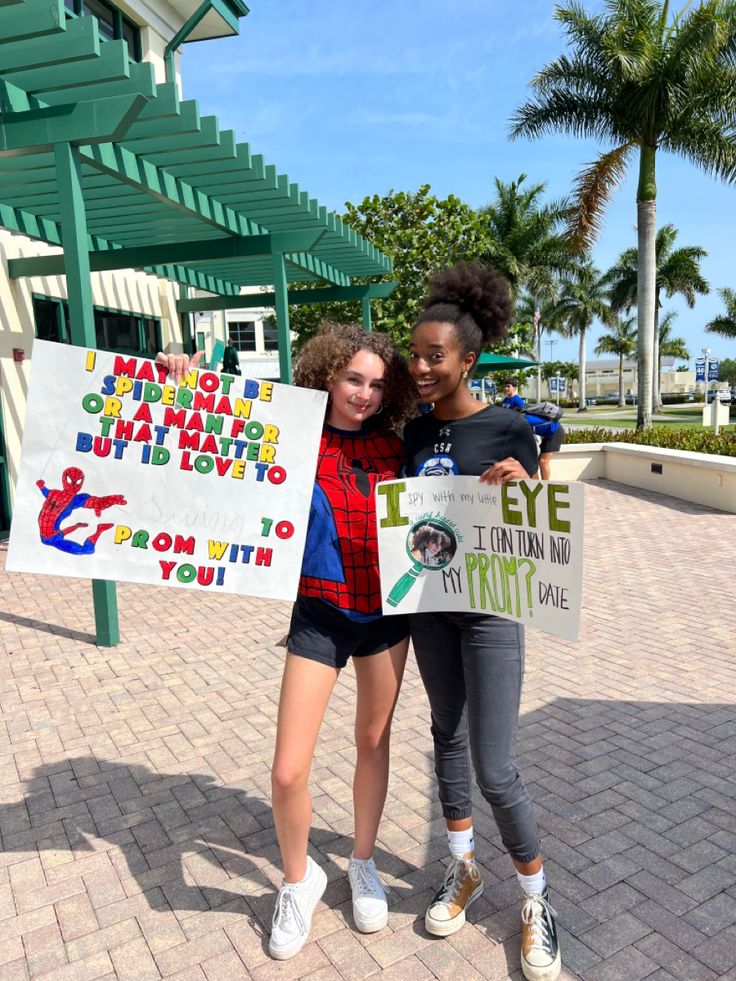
0,477,735,981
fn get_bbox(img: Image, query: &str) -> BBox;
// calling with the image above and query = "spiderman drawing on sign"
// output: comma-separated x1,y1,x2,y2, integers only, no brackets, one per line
36,467,126,555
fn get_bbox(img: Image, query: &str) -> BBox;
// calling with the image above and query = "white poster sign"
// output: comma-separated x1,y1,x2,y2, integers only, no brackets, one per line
376,476,584,640
7,341,326,600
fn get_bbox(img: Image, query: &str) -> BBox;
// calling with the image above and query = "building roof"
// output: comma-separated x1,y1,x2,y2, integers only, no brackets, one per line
587,357,677,371
163,0,250,42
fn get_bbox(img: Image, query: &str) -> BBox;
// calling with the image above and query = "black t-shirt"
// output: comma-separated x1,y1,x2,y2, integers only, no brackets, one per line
404,405,539,478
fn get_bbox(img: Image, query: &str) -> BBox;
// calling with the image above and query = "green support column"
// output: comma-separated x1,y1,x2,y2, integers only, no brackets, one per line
54,142,119,647
179,285,194,355
361,296,372,332
272,252,292,384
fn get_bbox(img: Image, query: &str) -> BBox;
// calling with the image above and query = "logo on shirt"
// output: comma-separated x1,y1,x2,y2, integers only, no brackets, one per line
416,455,459,477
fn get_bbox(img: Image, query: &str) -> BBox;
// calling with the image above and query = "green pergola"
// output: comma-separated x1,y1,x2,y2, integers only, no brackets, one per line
0,0,395,644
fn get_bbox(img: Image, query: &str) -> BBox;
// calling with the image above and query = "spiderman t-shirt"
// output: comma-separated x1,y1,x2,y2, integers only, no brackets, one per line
298,423,404,621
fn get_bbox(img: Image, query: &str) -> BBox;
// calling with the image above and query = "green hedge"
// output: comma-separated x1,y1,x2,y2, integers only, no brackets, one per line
564,426,736,457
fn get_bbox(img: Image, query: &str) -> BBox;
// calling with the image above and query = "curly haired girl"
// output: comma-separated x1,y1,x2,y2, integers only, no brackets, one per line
158,326,415,959
269,322,414,958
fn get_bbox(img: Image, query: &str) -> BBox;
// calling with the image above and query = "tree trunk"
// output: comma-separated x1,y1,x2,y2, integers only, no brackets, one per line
577,325,587,411
535,318,542,401
618,353,625,407
652,302,662,414
636,147,656,430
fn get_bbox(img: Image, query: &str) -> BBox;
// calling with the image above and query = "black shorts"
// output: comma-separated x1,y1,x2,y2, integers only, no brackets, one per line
539,425,564,454
287,597,408,669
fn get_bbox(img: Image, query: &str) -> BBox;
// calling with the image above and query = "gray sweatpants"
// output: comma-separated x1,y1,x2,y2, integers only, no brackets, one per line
409,611,541,863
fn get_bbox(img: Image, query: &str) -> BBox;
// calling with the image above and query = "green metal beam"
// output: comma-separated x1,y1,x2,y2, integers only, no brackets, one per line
0,16,99,71
8,230,325,277
0,83,151,153
152,264,241,295
4,41,131,96
272,252,292,384
54,141,120,647
0,0,64,41
286,251,350,287
176,281,398,313
362,296,373,332
80,139,261,238
164,0,246,81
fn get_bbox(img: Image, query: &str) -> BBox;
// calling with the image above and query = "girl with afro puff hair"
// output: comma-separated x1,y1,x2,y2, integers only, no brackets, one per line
405,262,561,981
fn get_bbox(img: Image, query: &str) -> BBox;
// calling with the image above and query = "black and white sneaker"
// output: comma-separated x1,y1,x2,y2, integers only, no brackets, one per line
520,887,561,980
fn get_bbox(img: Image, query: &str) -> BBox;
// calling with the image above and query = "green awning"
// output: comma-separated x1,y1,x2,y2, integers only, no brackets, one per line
476,353,538,371
0,0,393,295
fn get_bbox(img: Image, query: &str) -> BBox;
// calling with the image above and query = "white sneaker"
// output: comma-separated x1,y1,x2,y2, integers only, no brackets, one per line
269,856,327,960
348,855,388,932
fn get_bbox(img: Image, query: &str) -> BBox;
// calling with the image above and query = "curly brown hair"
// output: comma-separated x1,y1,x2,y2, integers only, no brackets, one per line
293,322,416,432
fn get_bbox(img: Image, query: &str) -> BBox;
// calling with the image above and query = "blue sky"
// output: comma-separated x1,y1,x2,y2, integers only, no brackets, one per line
182,0,735,367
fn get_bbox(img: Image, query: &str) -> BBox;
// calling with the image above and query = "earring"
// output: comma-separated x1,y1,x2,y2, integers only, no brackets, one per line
375,404,384,415
462,370,468,379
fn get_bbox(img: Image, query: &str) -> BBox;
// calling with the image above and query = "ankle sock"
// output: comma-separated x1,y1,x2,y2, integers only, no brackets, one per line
517,866,546,896
350,854,373,866
448,826,475,858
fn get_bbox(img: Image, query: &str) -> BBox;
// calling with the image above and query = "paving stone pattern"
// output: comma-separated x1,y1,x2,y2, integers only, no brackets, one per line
0,478,734,980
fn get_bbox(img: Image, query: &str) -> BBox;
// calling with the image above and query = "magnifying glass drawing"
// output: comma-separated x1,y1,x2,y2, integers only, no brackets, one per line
386,518,458,608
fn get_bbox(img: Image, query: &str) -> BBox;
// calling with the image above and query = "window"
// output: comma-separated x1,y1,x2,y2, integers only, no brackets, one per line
229,321,257,352
82,0,115,39
65,0,141,61
262,321,279,352
95,311,139,352
33,296,160,356
33,297,70,344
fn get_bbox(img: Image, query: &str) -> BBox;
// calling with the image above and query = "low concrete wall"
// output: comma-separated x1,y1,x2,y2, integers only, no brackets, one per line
555,443,736,513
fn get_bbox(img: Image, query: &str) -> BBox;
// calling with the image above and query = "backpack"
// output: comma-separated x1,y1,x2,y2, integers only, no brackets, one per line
522,401,564,423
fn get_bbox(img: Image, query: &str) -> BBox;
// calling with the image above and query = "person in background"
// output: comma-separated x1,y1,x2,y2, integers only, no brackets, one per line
525,413,566,480
222,337,241,375
501,377,526,410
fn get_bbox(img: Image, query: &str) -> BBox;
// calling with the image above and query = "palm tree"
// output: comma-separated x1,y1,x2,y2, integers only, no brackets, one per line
659,309,690,363
515,291,563,398
479,175,574,300
604,225,708,410
510,0,736,429
551,263,612,411
595,316,638,406
705,287,736,338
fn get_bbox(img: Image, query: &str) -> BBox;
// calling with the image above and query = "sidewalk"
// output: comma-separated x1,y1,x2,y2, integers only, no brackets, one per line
0,478,735,980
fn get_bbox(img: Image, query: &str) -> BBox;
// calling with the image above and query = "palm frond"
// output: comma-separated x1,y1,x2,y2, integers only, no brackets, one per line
664,117,736,183
566,143,635,253
705,316,736,337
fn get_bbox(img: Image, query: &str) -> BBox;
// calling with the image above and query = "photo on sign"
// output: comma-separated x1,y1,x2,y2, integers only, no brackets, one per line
387,517,458,607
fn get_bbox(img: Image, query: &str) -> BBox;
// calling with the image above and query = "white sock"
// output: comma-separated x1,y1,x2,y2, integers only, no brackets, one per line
517,866,546,896
448,826,475,858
